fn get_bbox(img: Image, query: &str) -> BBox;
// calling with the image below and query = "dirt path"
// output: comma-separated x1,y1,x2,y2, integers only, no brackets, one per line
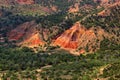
94,65,111,80
99,66,107,75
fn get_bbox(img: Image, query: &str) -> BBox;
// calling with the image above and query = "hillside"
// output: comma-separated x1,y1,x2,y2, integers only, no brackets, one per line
0,0,120,79
0,0,120,54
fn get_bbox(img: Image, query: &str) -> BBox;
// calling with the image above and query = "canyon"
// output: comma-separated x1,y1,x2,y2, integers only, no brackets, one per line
0,0,120,54
0,0,120,80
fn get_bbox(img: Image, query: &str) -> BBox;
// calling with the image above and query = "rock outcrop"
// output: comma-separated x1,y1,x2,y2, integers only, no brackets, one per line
0,0,119,54
68,3,80,13
53,22,113,54
8,21,45,47
21,33,45,48
17,0,34,5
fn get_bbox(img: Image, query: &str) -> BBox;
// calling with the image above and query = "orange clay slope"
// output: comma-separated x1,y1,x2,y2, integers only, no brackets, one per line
17,0,34,5
53,22,96,51
8,21,45,47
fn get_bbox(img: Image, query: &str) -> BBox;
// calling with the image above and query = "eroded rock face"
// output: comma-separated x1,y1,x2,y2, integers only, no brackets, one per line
54,22,85,49
17,0,34,4
8,21,34,41
54,23,93,49
53,22,109,54
68,3,80,13
21,33,45,48
8,21,45,47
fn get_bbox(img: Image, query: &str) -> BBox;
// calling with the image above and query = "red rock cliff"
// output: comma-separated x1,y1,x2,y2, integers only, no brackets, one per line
54,22,96,49
8,21,45,47
53,22,111,54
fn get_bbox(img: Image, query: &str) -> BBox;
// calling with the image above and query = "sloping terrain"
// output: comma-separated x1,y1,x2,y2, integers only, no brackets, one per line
0,0,120,54
54,22,119,54
8,21,45,48
53,1,120,53
17,0,35,4
0,0,120,80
